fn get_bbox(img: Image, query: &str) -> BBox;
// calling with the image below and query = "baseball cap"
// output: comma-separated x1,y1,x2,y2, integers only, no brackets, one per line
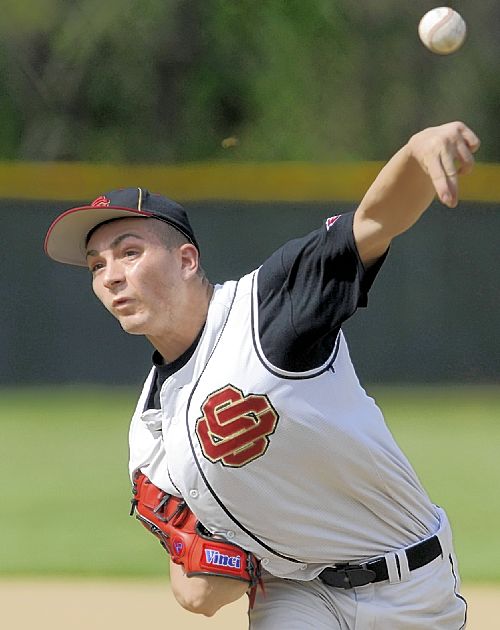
44,187,198,266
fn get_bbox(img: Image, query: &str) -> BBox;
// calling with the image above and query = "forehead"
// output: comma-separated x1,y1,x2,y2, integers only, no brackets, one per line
86,217,156,249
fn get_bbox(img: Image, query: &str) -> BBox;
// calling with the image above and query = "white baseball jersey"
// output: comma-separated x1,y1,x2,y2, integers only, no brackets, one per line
128,213,439,581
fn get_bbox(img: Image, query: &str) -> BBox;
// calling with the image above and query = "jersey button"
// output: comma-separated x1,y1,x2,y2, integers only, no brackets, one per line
226,530,235,539
299,564,307,570
189,489,199,498
261,558,270,567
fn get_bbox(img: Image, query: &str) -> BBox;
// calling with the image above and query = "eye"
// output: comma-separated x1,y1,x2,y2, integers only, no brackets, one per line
90,261,104,274
123,248,140,259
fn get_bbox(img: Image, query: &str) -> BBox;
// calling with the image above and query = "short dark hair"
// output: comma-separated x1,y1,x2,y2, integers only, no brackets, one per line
151,219,207,279
151,218,190,250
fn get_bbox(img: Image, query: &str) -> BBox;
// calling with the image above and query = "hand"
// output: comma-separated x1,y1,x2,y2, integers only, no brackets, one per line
407,122,481,208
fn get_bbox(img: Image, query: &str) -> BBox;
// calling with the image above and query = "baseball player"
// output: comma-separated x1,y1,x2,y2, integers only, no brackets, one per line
44,121,479,629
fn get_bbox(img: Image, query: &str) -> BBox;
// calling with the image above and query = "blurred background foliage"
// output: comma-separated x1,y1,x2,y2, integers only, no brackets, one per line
0,0,498,164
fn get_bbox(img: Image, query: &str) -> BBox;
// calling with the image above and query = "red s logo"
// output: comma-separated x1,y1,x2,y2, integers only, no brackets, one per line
196,385,279,467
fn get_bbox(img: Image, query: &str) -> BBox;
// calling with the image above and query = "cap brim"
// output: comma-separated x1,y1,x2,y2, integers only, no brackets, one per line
44,206,152,267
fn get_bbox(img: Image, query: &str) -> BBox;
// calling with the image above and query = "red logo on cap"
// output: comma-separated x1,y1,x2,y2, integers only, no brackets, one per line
91,196,111,208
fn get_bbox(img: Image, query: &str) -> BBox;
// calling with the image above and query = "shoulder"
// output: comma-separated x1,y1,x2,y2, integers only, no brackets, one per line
253,211,387,373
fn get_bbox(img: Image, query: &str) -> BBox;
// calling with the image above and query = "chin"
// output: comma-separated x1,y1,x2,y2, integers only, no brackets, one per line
118,317,149,335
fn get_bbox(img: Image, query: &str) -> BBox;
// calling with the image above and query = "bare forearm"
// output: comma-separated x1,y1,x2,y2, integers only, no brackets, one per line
357,144,436,233
353,122,480,266
354,145,435,264
170,560,249,617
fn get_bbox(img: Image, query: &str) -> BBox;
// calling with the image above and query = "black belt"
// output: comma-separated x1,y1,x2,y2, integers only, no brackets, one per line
319,535,442,589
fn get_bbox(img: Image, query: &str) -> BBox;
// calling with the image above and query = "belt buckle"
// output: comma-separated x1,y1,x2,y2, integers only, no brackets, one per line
324,563,377,589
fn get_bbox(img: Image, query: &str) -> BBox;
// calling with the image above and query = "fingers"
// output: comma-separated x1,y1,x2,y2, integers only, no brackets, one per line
431,123,479,207
454,138,475,176
453,122,480,177
439,150,458,207
458,124,481,154
408,121,480,208
425,153,455,207
422,138,461,208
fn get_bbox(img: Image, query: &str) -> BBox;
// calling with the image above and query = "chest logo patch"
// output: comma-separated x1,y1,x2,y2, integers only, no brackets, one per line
195,385,279,467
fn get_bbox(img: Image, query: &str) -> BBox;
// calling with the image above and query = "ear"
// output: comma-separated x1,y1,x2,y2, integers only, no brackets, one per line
178,243,200,279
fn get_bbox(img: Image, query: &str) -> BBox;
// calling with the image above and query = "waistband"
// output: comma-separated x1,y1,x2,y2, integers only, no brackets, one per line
319,507,451,589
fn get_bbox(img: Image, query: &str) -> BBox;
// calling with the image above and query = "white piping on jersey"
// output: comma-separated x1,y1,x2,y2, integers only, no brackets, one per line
251,268,341,378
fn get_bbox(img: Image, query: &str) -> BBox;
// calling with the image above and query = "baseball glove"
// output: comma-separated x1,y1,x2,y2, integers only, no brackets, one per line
130,472,261,588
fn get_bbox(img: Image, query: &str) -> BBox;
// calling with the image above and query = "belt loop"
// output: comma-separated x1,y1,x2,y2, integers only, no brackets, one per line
384,552,401,584
435,507,451,557
396,548,411,582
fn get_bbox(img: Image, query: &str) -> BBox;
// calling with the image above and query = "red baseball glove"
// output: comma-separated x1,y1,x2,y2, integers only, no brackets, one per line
130,472,261,588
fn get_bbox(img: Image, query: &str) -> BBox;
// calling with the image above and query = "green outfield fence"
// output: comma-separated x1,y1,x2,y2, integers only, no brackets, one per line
2,162,499,385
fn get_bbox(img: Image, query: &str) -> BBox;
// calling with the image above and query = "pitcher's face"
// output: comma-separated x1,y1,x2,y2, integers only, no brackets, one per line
86,218,186,337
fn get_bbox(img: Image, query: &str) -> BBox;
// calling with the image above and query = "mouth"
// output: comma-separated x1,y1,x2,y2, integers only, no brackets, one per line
112,297,134,310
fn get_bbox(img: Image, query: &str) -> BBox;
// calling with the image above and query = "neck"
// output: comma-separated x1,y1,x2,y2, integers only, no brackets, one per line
148,281,214,363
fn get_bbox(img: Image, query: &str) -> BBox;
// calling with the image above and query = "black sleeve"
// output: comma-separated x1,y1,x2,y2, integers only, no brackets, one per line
257,211,387,372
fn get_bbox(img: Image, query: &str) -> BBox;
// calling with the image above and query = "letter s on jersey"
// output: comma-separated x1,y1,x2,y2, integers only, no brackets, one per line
195,385,279,467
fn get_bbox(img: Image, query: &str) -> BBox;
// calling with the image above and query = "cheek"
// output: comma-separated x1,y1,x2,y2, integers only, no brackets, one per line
133,265,177,301
143,277,173,305
128,253,180,306
92,278,110,308
91,278,102,300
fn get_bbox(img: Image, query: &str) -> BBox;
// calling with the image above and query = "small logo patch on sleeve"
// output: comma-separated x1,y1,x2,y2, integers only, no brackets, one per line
325,215,341,231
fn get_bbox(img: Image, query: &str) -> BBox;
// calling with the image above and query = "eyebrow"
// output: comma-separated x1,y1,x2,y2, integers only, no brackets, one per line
86,232,145,258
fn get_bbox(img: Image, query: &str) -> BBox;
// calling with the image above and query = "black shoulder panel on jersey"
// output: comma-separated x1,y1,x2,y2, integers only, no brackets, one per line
251,272,342,379
256,211,387,373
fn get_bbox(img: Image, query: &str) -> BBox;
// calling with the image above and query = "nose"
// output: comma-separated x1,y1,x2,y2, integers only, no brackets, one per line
102,259,125,289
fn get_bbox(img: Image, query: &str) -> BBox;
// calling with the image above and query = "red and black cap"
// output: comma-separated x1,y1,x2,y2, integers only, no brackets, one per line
44,187,198,267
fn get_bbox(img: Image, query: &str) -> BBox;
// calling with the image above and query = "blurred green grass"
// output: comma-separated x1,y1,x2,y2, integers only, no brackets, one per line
0,386,498,582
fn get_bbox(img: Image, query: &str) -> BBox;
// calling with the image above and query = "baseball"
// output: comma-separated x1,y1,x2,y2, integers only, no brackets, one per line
418,7,467,55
